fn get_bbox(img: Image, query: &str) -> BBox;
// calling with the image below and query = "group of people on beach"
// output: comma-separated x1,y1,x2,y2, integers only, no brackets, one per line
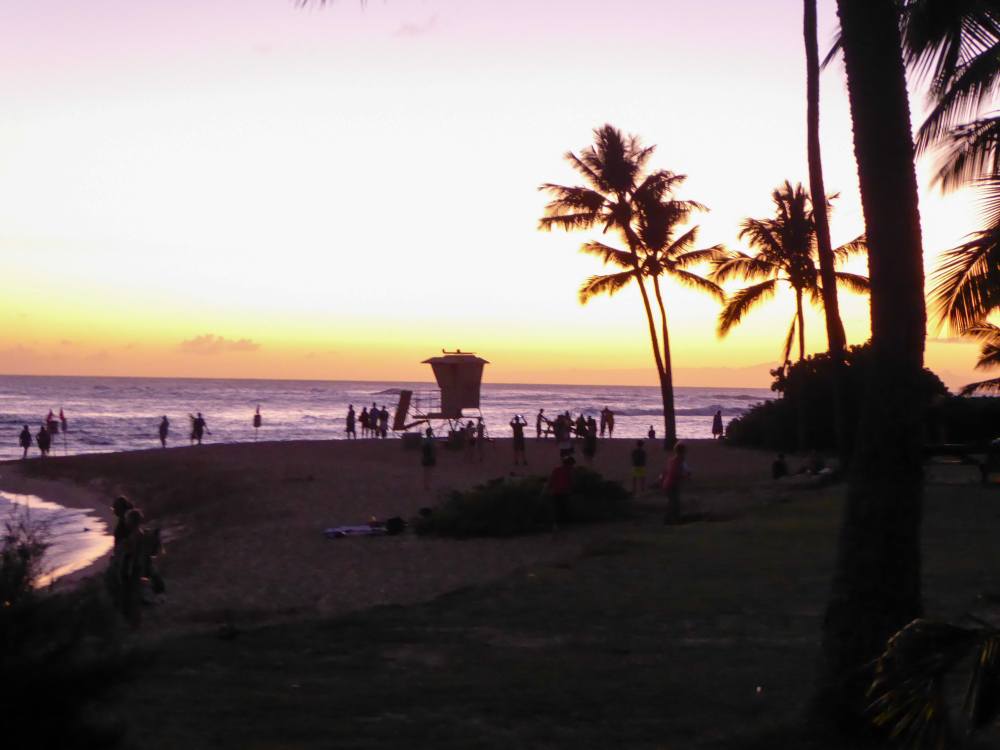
344,403,390,439
17,409,67,458
535,406,616,440
155,412,211,448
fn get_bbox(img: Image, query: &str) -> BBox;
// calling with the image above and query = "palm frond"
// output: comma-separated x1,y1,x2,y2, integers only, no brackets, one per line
674,244,726,269
578,270,637,305
780,315,797,365
669,269,725,302
833,234,868,262
931,115,1000,190
929,224,1000,330
834,271,872,294
717,279,778,336
960,376,1000,395
710,250,778,284
968,322,1000,370
738,218,785,258
564,151,609,193
579,240,636,270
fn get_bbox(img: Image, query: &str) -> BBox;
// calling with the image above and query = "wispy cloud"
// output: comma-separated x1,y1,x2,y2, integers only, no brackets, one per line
395,14,437,38
179,334,261,355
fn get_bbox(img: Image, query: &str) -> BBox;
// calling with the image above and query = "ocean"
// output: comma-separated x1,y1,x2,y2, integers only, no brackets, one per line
0,375,773,461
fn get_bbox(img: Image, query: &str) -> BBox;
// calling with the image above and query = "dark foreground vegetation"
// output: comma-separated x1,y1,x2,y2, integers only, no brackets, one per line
415,468,631,538
726,344,1000,453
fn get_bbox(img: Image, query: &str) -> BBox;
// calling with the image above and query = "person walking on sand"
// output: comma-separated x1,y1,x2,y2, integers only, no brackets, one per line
18,424,31,459
630,440,647,494
36,423,51,457
421,427,436,490
661,442,691,525
711,409,724,440
158,416,169,448
510,415,528,466
536,409,546,439
606,408,615,438
346,405,356,439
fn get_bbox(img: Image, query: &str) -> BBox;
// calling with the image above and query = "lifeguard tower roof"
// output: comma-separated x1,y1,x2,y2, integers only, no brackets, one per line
421,350,489,419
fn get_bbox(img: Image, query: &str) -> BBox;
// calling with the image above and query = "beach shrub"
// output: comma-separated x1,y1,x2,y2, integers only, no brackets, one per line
0,513,130,748
726,343,949,452
415,468,630,538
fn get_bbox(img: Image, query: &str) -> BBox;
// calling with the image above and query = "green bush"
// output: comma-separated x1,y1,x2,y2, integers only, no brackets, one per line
415,468,631,538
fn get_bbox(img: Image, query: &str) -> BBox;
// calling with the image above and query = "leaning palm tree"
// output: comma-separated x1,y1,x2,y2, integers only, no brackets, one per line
539,125,721,444
709,181,868,363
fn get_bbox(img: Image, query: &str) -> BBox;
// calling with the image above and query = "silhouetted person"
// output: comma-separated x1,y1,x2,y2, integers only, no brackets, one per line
575,414,587,441
547,455,575,530
510,415,527,465
253,405,262,439
346,405,356,439
662,442,691,525
606,408,615,437
421,427,436,490
476,417,486,461
360,407,370,438
191,413,209,445
583,417,598,464
111,496,135,549
379,406,389,438
370,402,379,437
630,440,647,494
648,425,656,440
464,420,476,461
536,409,546,439
712,409,724,440
599,406,609,437
36,424,51,457
772,453,789,480
59,408,67,434
158,416,169,448
18,424,31,459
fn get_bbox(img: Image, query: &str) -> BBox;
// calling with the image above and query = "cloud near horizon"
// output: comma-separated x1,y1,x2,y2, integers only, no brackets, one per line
178,334,261,355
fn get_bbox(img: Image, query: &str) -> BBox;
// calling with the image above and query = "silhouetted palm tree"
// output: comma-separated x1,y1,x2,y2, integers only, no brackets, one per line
958,321,1000,394
540,125,721,444
709,182,867,363
820,0,928,729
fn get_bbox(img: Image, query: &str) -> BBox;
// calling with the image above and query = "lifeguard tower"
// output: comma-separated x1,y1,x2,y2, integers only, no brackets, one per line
392,350,489,435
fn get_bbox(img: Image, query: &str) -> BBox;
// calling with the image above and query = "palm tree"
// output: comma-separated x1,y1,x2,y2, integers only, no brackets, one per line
958,321,1000,394
709,182,868,363
903,1,1000,390
820,0,928,729
539,125,722,444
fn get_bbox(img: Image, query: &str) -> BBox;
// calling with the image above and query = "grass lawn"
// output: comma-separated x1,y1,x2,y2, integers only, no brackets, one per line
100,464,1000,749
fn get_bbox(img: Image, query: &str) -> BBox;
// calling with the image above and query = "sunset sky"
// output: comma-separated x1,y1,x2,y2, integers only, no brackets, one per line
0,0,985,388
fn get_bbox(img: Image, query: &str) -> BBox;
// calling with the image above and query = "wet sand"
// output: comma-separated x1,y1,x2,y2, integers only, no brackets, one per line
1,437,778,631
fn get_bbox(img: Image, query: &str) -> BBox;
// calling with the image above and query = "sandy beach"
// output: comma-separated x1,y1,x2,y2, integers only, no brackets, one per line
2,437,779,632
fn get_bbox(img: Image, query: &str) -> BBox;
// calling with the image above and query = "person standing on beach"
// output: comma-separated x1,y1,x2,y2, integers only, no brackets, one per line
661,442,691,525
191,413,209,445
630,440,647,494
711,410,724,440
475,418,486,462
346,405,356,439
253,405,262,440
606,408,615,438
599,407,609,438
370,402,379,437
19,424,31,459
510,415,527,466
59,408,67,434
583,416,598,465
359,407,369,438
421,427,436,490
36,423,51,457
536,409,546,439
648,425,656,440
158,416,170,448
379,406,389,438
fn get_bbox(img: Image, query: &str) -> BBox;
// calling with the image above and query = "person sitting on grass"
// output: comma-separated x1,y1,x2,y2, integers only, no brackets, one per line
630,440,647,494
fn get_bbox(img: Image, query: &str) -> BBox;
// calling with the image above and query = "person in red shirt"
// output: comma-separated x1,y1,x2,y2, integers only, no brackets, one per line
547,455,575,529
661,442,691,525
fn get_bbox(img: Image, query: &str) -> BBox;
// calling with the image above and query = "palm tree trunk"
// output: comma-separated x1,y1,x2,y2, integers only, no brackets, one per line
819,0,927,729
795,288,806,361
650,276,677,445
804,0,852,466
804,0,847,358
630,267,669,422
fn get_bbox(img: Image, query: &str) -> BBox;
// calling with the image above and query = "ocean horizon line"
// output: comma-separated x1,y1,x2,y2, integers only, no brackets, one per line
0,372,773,391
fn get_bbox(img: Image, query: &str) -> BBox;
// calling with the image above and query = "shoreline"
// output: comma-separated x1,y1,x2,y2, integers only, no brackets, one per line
0,462,116,588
